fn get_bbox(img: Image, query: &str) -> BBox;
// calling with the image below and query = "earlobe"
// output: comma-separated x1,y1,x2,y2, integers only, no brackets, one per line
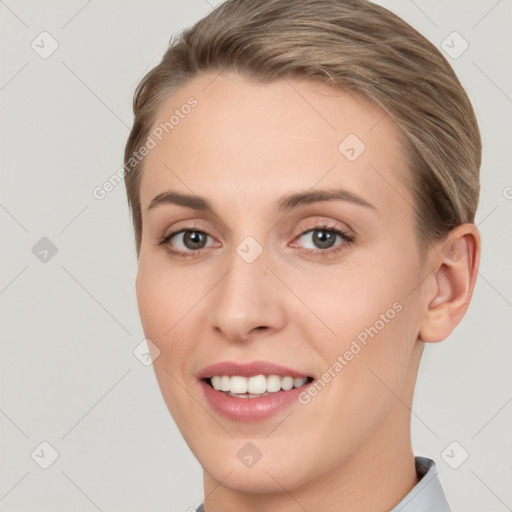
419,224,481,343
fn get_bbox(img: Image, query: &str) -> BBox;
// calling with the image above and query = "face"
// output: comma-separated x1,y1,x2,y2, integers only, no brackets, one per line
135,72,429,494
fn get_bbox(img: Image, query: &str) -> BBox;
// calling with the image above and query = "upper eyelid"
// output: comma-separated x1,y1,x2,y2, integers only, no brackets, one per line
154,207,357,238
158,226,212,245
163,223,348,238
295,225,353,245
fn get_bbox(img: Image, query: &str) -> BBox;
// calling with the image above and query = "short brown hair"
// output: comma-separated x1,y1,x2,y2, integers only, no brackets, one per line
124,0,481,258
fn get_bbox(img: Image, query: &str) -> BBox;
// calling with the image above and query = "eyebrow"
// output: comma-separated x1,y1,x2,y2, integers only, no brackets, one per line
146,187,376,213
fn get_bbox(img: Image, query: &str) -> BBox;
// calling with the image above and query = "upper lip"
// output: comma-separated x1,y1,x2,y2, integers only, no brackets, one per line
197,360,312,380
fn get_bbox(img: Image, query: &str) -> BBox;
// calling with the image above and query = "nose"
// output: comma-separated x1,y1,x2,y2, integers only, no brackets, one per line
208,248,287,344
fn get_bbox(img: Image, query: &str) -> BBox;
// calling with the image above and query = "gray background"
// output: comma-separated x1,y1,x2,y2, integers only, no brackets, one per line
1,1,511,511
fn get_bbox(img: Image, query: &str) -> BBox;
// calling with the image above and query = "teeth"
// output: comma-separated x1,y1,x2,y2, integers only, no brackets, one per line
293,377,306,388
220,375,230,392
248,375,266,394
266,374,281,393
209,374,308,395
281,376,294,391
230,376,247,394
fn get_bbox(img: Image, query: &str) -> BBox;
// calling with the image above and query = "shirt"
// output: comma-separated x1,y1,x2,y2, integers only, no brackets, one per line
194,456,451,512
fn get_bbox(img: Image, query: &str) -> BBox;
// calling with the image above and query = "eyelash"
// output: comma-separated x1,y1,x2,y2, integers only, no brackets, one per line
156,223,354,259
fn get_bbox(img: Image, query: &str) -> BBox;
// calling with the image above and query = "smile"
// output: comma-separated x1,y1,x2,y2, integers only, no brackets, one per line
206,374,312,397
196,361,315,422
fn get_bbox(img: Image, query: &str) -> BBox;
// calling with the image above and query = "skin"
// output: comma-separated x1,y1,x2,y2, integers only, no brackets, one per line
135,71,480,512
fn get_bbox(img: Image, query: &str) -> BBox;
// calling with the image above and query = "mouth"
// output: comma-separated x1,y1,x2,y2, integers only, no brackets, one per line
203,374,314,398
196,360,315,421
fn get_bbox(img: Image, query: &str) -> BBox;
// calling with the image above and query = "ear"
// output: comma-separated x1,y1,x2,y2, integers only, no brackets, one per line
419,224,481,343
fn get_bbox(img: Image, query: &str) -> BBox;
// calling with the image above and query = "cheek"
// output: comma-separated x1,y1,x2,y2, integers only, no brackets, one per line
135,257,193,343
135,263,201,429
295,252,421,418
135,267,168,344
135,260,196,390
297,251,419,351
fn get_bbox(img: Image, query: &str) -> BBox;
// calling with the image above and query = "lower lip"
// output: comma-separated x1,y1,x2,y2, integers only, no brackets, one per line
199,380,309,422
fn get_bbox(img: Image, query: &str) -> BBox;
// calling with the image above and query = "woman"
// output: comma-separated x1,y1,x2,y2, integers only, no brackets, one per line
123,1,481,510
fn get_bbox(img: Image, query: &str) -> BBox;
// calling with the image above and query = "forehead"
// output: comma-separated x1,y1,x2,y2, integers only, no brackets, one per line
139,71,413,221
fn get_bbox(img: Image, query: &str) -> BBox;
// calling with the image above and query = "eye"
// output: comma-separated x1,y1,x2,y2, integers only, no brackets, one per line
156,223,353,259
156,228,219,258
291,223,353,257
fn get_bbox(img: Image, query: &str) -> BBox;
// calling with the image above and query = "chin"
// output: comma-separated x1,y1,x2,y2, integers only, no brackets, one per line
202,457,309,494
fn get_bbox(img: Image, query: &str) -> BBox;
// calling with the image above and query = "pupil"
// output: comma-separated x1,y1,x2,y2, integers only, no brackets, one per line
185,231,206,249
313,230,335,249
